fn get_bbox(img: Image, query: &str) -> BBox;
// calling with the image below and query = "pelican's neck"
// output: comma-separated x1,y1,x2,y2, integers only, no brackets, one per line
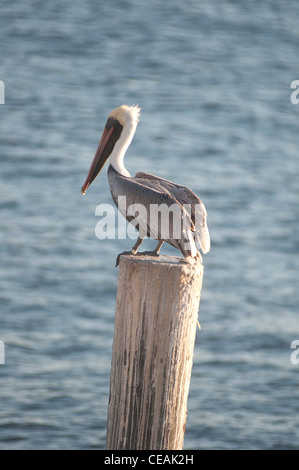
109,121,137,177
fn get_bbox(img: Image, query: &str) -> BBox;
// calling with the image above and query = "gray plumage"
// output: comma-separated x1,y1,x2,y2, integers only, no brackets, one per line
108,165,210,262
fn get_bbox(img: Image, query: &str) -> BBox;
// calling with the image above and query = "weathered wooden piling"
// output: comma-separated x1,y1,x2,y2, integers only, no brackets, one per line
106,254,204,450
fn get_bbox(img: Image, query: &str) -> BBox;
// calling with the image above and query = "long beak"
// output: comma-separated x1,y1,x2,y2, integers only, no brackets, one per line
81,118,123,195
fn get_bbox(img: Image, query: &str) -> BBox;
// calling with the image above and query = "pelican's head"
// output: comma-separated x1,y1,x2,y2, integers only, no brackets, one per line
81,105,140,194
108,104,140,127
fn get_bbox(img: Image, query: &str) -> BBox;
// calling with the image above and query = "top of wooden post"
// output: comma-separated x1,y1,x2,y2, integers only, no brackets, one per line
117,253,204,274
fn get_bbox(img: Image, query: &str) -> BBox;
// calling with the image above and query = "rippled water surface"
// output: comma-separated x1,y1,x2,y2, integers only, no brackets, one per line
1,0,299,450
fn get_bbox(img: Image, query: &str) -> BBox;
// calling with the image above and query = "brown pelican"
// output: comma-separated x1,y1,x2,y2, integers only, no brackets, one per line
81,105,210,265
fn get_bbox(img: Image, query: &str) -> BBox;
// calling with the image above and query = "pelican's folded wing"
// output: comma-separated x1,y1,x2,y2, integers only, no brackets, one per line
135,171,210,254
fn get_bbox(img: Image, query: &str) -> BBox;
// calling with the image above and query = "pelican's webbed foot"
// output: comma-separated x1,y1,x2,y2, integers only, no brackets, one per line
139,251,160,257
115,237,144,267
139,240,164,258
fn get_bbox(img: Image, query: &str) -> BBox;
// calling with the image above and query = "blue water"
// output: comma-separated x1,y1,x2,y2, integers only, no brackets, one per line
1,0,299,450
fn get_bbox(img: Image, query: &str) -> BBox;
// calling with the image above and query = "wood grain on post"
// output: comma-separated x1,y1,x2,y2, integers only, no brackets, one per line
106,254,204,450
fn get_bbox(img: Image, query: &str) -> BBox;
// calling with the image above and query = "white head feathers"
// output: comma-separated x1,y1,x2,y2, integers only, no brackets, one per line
109,105,141,127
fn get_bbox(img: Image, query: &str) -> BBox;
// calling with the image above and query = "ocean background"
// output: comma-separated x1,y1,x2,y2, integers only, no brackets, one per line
1,0,299,450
